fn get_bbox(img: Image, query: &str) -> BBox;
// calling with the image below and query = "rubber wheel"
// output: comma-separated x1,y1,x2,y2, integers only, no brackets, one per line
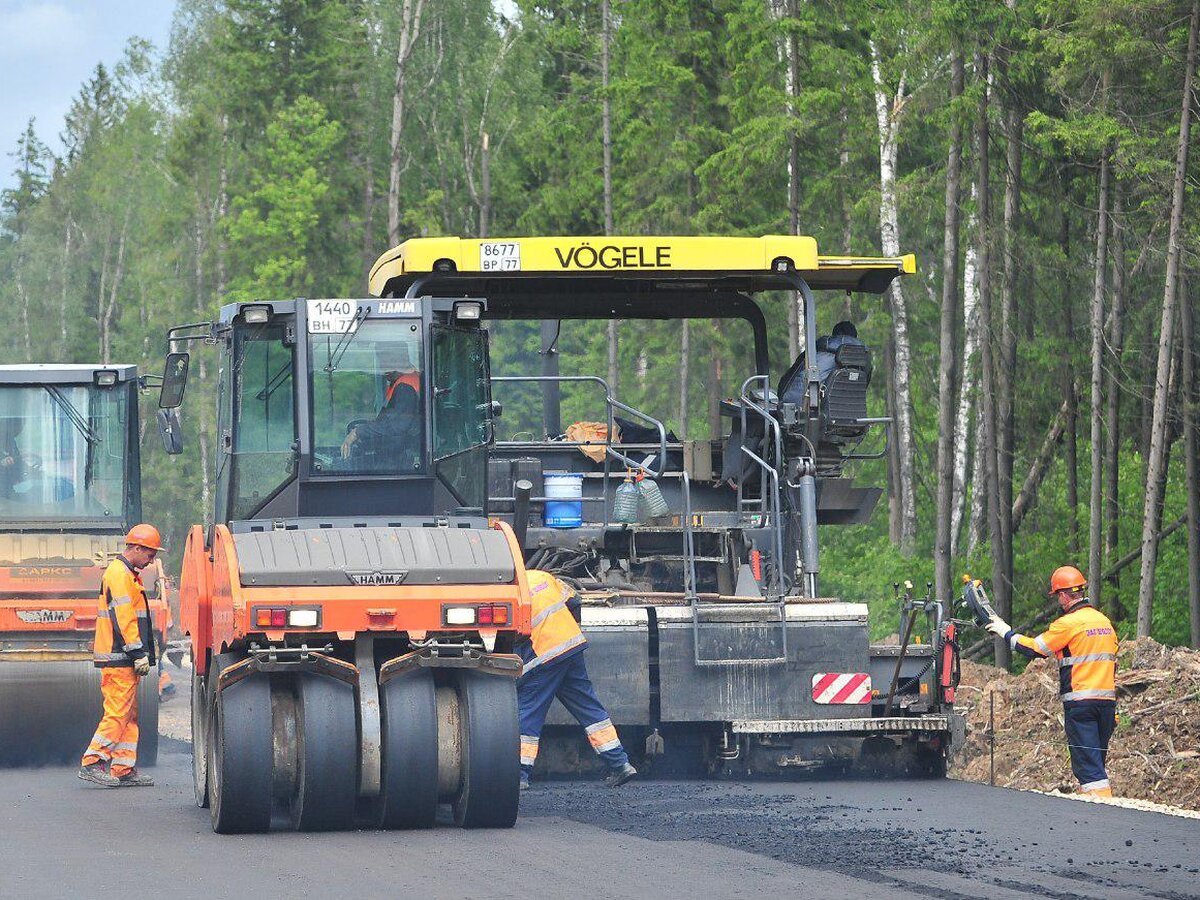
378,672,438,829
452,671,520,828
136,668,159,767
191,665,209,808
208,654,273,834
290,674,358,832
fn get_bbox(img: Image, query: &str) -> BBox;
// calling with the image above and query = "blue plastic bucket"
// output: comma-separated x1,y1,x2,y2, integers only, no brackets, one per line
543,472,584,528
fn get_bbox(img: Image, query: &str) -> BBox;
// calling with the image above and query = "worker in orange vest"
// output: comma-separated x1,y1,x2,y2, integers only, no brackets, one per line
78,524,163,788
517,570,637,789
986,565,1119,798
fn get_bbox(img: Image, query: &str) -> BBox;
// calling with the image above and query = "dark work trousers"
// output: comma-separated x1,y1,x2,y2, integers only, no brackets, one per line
518,650,629,780
1063,700,1117,791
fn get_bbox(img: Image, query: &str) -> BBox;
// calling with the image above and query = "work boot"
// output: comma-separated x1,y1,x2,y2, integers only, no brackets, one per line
605,762,637,787
115,769,154,787
78,763,119,788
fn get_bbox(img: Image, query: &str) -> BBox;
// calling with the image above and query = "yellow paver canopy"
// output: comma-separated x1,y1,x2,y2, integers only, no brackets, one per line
369,235,915,298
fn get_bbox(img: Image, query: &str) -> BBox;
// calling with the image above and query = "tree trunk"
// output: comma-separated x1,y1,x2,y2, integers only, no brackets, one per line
951,186,980,556
708,347,722,442
973,50,1008,668
479,132,490,238
1105,188,1127,618
935,47,965,605
679,320,690,439
387,0,427,248
869,40,917,554
779,0,802,360
1137,0,1198,637
602,0,618,395
59,215,72,346
362,149,376,290
1088,133,1111,607
885,333,902,545
1011,397,1070,535
995,91,1022,622
1060,206,1080,556
216,113,229,298
1181,279,1200,648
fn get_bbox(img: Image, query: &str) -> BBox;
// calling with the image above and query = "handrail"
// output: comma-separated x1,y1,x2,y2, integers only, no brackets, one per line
736,375,788,598
490,375,667,478
681,471,697,601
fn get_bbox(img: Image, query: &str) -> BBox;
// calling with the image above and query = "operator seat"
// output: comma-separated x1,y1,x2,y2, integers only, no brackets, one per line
820,343,873,447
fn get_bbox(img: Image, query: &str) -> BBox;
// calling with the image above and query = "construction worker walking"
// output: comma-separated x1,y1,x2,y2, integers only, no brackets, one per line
78,524,164,788
517,570,637,789
986,566,1118,797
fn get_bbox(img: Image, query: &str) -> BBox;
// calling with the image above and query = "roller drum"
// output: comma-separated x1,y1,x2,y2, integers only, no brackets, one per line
0,658,158,768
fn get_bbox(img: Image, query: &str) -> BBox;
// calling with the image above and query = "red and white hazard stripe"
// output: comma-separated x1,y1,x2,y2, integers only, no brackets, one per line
811,672,872,704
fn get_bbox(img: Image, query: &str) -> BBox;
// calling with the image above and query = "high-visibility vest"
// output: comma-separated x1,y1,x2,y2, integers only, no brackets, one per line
1008,602,1117,702
93,557,156,668
521,570,586,675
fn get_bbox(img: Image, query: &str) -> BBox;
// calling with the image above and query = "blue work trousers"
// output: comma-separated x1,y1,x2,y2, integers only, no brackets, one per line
518,650,628,777
1063,700,1116,792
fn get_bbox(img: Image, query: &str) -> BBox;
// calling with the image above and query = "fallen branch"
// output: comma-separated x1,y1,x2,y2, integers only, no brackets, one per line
1102,515,1187,583
1012,397,1071,534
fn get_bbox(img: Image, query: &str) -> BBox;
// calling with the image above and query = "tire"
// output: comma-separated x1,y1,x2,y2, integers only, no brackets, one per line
378,672,438,829
290,674,358,832
452,671,520,829
209,654,273,834
191,665,209,808
137,668,159,768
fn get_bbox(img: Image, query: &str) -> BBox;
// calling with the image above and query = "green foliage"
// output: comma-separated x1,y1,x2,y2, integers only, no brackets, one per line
226,96,344,301
0,0,1196,651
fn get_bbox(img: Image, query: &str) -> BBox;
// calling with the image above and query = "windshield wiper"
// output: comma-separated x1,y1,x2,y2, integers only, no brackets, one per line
255,360,293,401
44,386,99,446
324,305,370,373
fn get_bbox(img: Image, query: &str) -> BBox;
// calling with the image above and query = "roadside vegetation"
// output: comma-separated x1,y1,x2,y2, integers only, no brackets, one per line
0,0,1197,656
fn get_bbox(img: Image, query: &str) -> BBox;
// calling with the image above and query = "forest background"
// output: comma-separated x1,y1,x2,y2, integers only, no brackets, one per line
1,0,1198,663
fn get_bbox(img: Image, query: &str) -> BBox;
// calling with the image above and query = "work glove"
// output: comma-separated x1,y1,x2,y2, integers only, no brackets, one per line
133,656,151,677
984,614,1010,637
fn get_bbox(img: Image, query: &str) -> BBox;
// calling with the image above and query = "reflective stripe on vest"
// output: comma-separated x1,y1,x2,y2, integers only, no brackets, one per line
522,633,586,675
1058,652,1117,667
1062,688,1117,702
531,599,569,629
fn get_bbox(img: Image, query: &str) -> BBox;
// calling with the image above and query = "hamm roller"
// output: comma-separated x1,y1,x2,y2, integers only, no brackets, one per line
0,365,165,766
158,296,530,833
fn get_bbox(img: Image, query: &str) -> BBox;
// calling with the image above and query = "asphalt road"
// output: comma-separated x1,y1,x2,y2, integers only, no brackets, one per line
2,746,1197,900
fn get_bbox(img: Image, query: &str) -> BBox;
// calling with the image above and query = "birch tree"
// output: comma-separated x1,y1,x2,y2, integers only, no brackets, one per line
387,0,427,247
935,46,965,603
1137,0,1199,637
869,37,917,554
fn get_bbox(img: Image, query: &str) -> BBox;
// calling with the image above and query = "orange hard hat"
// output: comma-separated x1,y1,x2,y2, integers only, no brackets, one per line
125,523,165,552
1048,565,1086,596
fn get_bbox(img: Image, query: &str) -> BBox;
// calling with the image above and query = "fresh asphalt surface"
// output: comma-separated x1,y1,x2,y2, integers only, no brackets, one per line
2,741,1198,900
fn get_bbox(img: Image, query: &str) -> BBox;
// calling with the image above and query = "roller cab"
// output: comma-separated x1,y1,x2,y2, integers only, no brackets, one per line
163,297,529,833
0,365,164,766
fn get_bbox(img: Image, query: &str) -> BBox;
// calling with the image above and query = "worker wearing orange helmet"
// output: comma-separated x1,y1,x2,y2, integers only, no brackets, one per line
78,524,164,788
986,565,1118,798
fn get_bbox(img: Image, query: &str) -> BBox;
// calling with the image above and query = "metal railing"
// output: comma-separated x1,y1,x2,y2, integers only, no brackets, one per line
735,375,788,599
490,375,668,533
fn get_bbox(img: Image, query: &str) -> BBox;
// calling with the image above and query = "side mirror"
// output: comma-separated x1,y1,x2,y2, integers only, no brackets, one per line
157,408,184,455
159,352,190,409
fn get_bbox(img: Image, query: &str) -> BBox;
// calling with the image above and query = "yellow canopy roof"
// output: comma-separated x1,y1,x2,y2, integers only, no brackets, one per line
368,235,915,297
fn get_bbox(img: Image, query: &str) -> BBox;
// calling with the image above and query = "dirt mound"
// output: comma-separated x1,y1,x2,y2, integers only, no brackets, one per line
949,638,1200,809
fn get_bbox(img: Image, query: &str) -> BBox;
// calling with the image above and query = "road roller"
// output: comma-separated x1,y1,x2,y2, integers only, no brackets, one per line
158,296,531,833
0,364,167,766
